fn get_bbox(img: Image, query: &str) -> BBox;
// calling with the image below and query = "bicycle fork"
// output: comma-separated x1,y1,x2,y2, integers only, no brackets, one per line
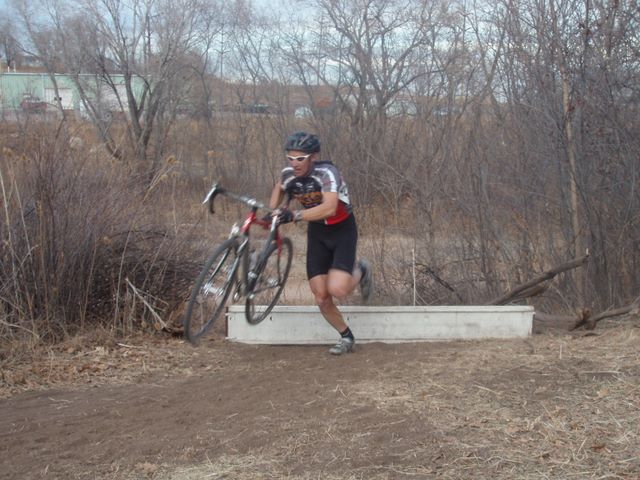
249,226,280,288
232,236,250,302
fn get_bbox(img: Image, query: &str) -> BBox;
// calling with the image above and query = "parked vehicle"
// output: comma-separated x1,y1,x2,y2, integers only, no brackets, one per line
20,95,47,113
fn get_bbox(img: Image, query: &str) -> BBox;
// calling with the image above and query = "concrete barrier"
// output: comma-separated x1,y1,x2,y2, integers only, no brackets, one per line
226,305,534,344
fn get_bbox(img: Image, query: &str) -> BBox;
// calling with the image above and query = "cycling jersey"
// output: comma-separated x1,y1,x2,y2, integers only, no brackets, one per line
280,160,352,225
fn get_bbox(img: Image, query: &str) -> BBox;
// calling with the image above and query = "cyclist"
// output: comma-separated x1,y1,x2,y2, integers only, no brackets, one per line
267,131,372,355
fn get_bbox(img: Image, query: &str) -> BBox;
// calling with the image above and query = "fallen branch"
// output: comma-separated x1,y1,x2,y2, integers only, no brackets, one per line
533,298,640,332
490,254,589,305
503,282,550,304
570,297,640,331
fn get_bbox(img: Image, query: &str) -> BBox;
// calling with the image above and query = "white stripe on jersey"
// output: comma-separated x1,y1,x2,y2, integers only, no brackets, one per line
282,167,296,190
313,167,338,192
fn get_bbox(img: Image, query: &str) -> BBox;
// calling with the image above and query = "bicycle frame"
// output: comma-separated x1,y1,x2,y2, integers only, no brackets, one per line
184,183,294,341
204,184,286,300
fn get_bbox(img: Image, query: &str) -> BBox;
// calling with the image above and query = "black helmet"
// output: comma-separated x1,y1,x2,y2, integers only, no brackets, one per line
284,131,320,153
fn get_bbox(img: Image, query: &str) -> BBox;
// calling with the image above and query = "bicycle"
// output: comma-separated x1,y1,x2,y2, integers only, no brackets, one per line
183,184,293,344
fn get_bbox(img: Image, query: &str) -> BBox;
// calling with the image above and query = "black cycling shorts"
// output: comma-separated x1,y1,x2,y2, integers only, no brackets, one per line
306,214,358,279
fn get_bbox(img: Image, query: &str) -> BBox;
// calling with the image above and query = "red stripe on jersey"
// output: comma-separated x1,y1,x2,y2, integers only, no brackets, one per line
325,202,350,225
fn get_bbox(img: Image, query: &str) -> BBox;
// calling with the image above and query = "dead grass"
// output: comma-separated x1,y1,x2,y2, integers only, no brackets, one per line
1,319,639,479
0,126,210,342
155,322,639,480
2,118,639,479
0,330,192,399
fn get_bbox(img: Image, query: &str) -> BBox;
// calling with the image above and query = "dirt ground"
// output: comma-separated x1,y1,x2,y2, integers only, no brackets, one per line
1,317,639,480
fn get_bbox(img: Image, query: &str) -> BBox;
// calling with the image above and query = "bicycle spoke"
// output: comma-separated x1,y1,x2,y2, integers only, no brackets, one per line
245,238,292,325
184,239,238,343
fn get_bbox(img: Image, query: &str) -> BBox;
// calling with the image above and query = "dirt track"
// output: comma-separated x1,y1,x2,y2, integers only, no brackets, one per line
1,321,640,479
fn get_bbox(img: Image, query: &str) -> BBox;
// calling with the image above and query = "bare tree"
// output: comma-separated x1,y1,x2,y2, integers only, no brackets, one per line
278,0,451,206
475,0,640,311
11,0,223,173
5,0,639,318
0,15,21,69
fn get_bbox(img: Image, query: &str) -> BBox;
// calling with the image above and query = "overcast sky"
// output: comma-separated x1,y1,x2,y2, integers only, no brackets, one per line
0,0,293,14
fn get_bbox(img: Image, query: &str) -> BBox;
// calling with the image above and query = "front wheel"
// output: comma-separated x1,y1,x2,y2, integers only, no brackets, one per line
245,237,293,325
184,238,238,344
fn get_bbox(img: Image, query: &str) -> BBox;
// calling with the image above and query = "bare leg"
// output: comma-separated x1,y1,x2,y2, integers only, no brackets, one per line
309,267,364,329
309,274,348,332
327,268,362,299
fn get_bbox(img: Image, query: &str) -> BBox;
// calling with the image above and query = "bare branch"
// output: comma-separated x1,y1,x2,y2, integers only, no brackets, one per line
490,254,589,305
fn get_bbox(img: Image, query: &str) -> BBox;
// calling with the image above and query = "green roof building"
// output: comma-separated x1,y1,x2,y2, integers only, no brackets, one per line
0,72,141,116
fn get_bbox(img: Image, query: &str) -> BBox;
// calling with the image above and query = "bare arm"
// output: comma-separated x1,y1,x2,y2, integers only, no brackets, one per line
268,182,285,209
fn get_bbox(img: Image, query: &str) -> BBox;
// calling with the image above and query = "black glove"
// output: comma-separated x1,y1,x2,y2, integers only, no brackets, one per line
276,208,294,225
260,213,272,224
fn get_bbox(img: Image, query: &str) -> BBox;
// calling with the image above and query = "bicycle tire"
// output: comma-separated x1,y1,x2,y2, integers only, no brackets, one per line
184,237,238,343
245,237,293,325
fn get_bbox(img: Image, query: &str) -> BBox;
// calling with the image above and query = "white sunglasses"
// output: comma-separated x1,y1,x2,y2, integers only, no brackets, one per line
286,154,313,162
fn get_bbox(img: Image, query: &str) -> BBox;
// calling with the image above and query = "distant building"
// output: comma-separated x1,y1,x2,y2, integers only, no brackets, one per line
0,73,75,112
0,72,142,119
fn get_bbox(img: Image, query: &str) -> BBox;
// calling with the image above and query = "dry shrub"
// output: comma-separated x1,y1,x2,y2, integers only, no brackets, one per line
0,123,199,343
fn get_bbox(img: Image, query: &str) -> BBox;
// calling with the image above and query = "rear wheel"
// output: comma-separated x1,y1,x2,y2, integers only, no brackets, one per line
184,238,238,343
245,237,293,324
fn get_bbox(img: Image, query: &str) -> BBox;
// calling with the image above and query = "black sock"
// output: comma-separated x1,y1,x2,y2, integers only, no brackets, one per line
340,327,354,341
